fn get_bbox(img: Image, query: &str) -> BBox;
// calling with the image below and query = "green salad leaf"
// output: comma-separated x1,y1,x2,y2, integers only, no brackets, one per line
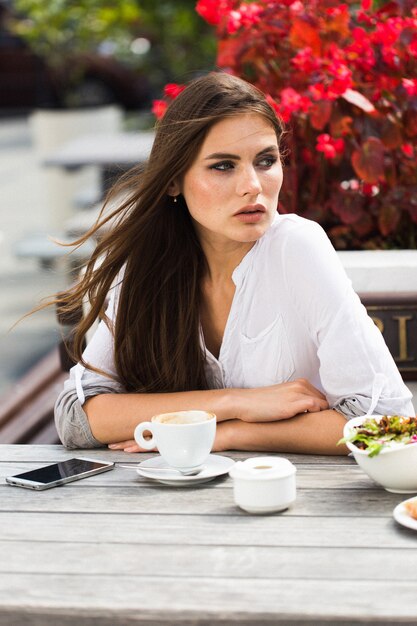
338,415,417,457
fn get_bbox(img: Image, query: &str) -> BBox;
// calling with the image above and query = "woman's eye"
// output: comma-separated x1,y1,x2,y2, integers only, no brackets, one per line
210,161,234,171
257,156,278,168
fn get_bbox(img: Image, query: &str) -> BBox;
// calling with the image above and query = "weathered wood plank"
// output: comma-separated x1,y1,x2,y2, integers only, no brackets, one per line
0,350,62,427
0,484,404,516
0,444,353,465
0,512,414,548
2,541,417,581
0,610,407,626
0,575,416,623
0,462,372,490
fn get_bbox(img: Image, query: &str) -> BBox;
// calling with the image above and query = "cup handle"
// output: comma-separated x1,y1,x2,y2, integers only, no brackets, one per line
134,422,156,450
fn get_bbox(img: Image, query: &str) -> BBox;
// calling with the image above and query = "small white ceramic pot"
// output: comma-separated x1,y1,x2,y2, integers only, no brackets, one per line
229,456,296,514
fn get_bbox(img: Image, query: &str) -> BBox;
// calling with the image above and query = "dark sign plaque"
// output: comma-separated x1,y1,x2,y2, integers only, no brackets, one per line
361,293,417,381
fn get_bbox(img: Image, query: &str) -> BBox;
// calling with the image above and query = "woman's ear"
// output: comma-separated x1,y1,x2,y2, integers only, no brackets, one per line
167,180,181,198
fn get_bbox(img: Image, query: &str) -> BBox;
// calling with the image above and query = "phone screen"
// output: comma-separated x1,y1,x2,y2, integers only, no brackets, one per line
11,458,110,484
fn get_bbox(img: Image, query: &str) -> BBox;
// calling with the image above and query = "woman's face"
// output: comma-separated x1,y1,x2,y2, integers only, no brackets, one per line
179,112,283,248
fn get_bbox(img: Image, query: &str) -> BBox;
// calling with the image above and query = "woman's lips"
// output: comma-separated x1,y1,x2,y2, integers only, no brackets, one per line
233,204,266,223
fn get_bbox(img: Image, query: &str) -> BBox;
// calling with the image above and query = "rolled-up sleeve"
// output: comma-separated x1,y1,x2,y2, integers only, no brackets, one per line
54,272,126,448
54,366,125,449
282,220,414,419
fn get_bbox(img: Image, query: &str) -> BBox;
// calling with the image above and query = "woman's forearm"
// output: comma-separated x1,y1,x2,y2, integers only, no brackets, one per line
84,388,236,443
221,410,349,455
84,379,335,445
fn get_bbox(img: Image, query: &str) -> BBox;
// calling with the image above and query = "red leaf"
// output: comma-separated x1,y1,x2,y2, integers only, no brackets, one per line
330,114,353,137
330,191,365,225
404,107,417,138
217,39,242,67
384,158,397,188
352,213,374,237
351,137,385,183
380,117,403,149
310,101,332,131
378,204,400,236
406,188,417,223
289,17,322,56
321,7,350,38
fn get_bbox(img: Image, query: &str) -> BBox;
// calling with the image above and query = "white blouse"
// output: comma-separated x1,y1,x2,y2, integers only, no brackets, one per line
63,213,413,420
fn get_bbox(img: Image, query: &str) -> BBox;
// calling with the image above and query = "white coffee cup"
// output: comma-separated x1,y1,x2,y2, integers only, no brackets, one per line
134,410,216,471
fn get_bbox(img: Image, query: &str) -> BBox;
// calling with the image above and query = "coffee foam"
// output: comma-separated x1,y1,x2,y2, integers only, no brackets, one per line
153,411,214,425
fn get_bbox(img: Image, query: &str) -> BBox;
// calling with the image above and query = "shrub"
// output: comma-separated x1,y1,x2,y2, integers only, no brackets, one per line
155,0,417,249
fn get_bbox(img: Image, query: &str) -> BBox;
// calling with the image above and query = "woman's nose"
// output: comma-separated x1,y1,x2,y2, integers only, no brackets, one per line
236,166,262,196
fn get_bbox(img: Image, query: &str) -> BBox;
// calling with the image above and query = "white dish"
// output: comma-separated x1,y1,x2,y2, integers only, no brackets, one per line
393,497,417,531
135,454,235,486
343,415,417,493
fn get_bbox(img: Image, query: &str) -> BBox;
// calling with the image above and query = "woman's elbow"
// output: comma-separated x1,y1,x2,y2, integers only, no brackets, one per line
54,393,104,449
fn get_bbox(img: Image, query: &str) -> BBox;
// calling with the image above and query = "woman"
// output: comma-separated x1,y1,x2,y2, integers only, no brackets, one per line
55,72,413,454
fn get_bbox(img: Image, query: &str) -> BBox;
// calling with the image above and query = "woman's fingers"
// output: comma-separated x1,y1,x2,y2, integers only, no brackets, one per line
108,440,133,449
240,378,329,422
297,394,329,413
293,378,327,400
108,440,151,452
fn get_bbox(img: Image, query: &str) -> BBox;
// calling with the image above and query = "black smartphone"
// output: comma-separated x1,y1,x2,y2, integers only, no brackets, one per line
5,457,114,490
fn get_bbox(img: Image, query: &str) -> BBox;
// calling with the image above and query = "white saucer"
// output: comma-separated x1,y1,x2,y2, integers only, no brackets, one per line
136,454,235,486
393,496,417,531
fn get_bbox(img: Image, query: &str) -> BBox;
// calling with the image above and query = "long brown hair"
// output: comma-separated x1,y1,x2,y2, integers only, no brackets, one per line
57,72,283,393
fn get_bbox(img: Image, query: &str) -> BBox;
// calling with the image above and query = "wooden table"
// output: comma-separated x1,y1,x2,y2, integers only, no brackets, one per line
1,445,416,625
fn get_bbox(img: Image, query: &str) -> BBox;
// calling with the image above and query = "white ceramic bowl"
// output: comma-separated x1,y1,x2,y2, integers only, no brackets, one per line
343,415,417,493
229,456,296,513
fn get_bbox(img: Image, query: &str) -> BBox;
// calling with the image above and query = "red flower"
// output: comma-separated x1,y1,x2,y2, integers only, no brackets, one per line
402,79,417,97
265,94,282,118
291,47,321,74
377,75,400,92
301,148,314,165
401,143,414,158
361,183,379,197
409,40,417,59
277,88,311,122
226,4,262,34
326,4,349,19
226,10,242,34
164,83,186,99
196,0,233,26
345,28,376,72
316,134,345,160
151,100,168,120
289,1,304,15
309,83,327,102
326,61,353,99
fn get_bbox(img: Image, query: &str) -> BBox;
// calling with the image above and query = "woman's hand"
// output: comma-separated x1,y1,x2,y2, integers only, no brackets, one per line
105,379,327,451
236,378,329,422
108,440,155,453
108,420,232,453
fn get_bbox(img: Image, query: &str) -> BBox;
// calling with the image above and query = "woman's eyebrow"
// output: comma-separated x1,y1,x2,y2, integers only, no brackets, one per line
204,151,240,161
204,145,279,161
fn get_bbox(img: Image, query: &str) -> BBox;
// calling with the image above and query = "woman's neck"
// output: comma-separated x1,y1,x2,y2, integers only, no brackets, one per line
200,238,256,284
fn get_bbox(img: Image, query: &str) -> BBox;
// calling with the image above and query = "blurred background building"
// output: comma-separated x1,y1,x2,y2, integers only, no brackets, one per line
0,0,216,400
